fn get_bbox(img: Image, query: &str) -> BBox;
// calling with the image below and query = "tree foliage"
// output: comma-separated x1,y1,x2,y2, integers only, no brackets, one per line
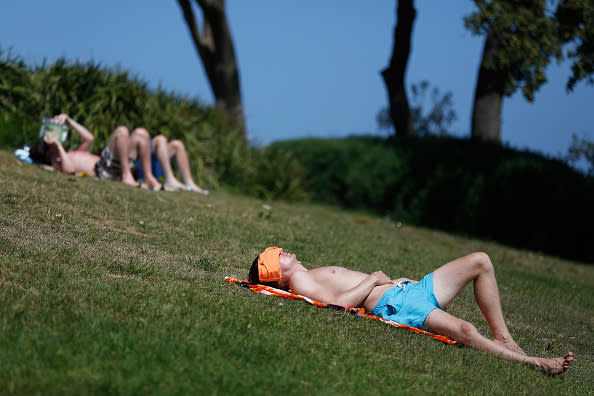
567,133,594,175
465,0,561,102
465,0,594,101
465,0,594,142
555,0,594,91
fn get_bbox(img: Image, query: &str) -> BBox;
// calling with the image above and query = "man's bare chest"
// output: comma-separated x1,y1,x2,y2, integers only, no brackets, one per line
310,266,368,291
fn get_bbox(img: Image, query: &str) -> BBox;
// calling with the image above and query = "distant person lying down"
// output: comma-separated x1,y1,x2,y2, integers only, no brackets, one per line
249,247,573,375
30,114,161,189
30,114,207,193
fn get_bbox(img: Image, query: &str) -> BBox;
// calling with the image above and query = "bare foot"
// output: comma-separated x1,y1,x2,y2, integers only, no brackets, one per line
495,339,527,356
533,352,573,375
145,176,162,190
121,174,138,188
185,182,207,194
163,178,186,191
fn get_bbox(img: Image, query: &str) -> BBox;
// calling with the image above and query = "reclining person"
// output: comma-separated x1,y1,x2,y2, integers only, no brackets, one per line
249,247,573,375
30,114,161,189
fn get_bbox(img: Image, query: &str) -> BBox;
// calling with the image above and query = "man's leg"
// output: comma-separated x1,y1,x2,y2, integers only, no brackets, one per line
152,135,185,190
167,139,205,193
106,126,136,187
129,128,161,189
431,252,523,354
424,309,572,375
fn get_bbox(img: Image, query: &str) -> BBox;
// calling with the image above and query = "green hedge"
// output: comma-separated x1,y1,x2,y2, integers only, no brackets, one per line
272,135,594,262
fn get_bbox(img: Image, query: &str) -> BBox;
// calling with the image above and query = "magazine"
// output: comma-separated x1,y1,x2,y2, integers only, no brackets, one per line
39,116,69,143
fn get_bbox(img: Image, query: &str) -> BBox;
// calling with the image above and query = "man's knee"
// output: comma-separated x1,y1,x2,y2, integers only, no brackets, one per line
470,252,494,274
170,139,184,152
458,320,480,341
113,126,130,138
152,134,167,148
131,127,150,141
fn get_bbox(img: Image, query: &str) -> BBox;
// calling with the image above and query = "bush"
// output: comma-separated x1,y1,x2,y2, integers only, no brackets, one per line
274,135,594,262
248,145,309,202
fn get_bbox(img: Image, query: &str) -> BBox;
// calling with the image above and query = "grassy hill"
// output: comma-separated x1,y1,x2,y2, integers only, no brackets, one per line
1,149,592,395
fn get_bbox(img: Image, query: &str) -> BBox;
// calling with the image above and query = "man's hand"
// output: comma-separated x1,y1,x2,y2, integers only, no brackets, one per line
52,113,94,152
52,113,70,126
43,133,59,147
370,271,396,286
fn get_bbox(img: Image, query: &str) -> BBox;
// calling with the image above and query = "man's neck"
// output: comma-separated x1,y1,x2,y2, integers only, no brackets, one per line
282,264,307,289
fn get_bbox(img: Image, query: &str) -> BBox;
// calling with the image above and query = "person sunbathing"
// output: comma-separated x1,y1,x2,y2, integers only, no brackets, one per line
30,114,161,189
248,247,573,375
32,114,207,193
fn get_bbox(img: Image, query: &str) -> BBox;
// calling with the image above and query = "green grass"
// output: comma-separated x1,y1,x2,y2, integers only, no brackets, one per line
1,149,592,395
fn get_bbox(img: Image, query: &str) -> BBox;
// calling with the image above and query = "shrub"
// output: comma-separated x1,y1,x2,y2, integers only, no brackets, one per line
274,135,594,262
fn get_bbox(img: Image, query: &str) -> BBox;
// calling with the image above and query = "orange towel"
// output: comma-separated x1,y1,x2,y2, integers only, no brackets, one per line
225,276,464,346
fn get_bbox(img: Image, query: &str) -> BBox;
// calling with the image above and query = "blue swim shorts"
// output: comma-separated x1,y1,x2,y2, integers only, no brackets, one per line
135,141,166,180
371,273,442,330
135,151,164,180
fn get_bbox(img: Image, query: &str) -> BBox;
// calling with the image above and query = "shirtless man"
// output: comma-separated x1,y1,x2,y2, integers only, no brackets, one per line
31,114,161,189
249,247,573,375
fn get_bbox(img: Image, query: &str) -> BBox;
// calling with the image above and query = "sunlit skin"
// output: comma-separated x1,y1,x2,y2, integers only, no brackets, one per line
271,250,572,375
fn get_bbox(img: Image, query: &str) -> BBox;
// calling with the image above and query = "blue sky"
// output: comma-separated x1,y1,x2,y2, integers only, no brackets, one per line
1,1,592,170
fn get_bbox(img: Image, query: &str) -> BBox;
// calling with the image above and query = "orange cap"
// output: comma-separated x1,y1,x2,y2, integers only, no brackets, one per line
258,246,283,282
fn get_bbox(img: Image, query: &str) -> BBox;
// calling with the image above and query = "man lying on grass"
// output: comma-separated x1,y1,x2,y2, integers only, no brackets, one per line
30,114,162,189
249,247,573,375
30,114,206,192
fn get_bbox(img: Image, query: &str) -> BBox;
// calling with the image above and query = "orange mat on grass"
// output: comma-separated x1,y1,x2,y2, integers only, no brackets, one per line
225,276,463,346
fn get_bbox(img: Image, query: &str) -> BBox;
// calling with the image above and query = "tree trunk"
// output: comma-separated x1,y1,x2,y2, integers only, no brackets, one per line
471,29,504,143
381,0,417,137
177,0,246,136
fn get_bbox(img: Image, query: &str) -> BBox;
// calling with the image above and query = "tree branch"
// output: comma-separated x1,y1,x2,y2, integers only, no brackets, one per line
177,0,215,85
177,0,246,133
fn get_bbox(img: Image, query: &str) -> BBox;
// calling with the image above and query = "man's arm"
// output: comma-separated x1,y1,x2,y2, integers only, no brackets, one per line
290,271,394,308
44,134,75,173
53,114,94,152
